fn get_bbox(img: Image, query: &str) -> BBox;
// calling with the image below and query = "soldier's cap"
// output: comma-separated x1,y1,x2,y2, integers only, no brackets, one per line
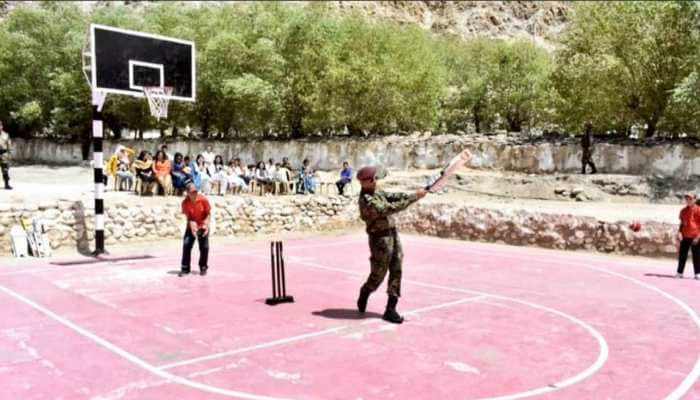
356,165,387,181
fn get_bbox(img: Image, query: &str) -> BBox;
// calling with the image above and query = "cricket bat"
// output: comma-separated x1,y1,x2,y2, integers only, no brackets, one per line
425,149,472,193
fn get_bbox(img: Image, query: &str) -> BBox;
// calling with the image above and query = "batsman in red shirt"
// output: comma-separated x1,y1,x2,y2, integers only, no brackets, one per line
179,183,211,277
676,192,700,279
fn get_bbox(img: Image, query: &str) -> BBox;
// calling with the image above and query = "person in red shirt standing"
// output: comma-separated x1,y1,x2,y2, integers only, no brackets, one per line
180,182,211,277
676,192,700,279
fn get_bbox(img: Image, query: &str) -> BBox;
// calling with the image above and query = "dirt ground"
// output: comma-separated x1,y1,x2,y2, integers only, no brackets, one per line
0,165,683,224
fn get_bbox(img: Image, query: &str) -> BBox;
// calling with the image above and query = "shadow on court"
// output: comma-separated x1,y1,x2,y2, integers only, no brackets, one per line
312,308,383,320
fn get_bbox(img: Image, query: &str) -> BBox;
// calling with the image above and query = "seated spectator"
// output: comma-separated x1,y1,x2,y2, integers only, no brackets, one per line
336,161,353,196
226,160,247,193
281,157,293,171
171,153,190,194
184,155,199,190
232,159,250,189
115,145,135,191
297,159,316,194
208,155,228,195
255,161,274,195
271,162,291,194
133,151,158,195
246,164,256,184
267,158,277,175
159,144,173,161
195,154,210,194
153,150,173,195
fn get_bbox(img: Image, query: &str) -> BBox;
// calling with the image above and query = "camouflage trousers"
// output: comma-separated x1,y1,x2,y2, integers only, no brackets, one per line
362,229,403,297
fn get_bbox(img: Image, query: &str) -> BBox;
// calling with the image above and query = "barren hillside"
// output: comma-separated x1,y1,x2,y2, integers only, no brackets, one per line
328,1,570,48
2,1,571,48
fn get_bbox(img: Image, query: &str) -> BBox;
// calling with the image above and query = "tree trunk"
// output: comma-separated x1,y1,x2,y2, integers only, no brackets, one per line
347,124,363,137
81,130,91,161
507,116,522,132
290,117,303,139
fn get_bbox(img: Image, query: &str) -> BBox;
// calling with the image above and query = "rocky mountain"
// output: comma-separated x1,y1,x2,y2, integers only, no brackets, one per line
2,1,571,48
328,1,571,49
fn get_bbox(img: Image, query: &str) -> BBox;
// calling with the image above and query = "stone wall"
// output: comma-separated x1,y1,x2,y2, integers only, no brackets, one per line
0,196,678,258
10,135,700,178
396,203,678,258
0,196,360,255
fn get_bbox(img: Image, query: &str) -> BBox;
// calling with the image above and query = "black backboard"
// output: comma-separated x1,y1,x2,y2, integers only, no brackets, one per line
88,24,195,101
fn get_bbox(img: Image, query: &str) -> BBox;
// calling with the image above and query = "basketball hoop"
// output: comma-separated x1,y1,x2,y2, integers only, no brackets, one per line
143,86,173,120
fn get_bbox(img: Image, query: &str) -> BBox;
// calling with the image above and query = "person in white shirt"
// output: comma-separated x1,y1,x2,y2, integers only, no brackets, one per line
226,160,247,193
255,161,274,195
266,158,277,176
232,158,249,192
209,155,228,195
202,145,215,167
195,154,211,194
274,162,290,194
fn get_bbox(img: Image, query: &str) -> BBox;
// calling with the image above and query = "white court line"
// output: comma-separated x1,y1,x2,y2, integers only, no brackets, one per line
0,284,291,400
402,239,700,400
157,326,347,371
158,296,485,371
1,237,614,400
242,253,609,400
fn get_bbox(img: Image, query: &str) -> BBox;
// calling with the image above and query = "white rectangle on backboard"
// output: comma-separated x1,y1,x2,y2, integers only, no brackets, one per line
128,60,165,91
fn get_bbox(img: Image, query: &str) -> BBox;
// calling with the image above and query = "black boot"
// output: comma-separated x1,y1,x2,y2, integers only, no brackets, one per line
3,179,11,190
357,287,371,313
382,295,404,324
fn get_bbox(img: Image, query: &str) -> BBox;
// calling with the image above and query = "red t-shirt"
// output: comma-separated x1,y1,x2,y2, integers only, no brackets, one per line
182,194,211,226
679,204,700,238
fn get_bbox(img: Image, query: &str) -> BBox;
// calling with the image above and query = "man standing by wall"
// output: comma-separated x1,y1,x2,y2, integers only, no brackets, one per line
581,122,597,174
0,121,12,190
180,183,211,277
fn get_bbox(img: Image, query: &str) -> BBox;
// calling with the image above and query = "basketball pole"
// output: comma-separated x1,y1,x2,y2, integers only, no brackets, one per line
91,90,107,256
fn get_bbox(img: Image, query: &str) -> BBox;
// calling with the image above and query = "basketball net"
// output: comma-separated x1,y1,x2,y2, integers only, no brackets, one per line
143,86,173,120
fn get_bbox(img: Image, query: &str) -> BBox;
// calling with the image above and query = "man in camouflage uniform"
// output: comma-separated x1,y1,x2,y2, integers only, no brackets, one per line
355,165,427,323
0,121,12,190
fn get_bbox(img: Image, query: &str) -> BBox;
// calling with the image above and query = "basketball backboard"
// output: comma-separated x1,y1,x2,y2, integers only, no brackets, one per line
84,24,195,102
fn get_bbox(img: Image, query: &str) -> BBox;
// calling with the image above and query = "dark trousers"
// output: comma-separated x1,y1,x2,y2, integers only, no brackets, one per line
1,161,9,186
0,161,10,186
181,228,209,272
677,238,700,275
581,151,597,174
336,178,351,195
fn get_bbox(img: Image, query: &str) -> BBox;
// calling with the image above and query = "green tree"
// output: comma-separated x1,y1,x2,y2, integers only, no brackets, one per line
489,40,553,132
440,36,497,133
322,15,447,135
553,1,700,136
0,2,89,137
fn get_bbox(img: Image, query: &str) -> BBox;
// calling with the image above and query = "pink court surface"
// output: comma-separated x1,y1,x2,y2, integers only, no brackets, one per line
0,232,699,400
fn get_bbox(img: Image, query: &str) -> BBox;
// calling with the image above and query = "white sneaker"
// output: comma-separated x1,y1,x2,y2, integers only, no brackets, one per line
695,274,700,280
675,273,683,279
